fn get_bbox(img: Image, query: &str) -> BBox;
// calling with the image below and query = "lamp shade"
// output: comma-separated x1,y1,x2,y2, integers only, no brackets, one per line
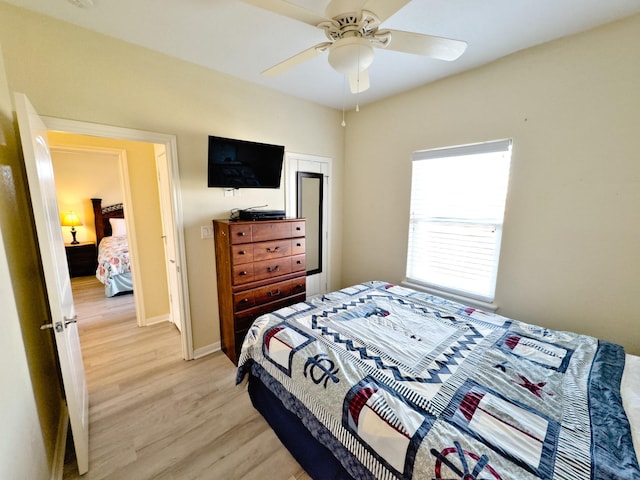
61,211,82,227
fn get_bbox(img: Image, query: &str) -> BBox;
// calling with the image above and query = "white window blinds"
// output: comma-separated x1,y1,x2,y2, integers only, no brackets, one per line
406,139,512,302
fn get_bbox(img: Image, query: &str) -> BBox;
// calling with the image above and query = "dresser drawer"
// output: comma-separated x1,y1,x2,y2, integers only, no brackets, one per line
291,238,305,255
252,222,292,242
291,221,305,238
253,239,291,262
232,263,255,284
253,257,292,281
291,254,306,272
234,310,259,334
254,279,292,305
234,293,307,333
229,223,253,244
233,290,255,312
291,277,306,296
231,244,254,265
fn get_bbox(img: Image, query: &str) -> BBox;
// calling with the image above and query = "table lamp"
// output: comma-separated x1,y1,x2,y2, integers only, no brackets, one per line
61,211,82,244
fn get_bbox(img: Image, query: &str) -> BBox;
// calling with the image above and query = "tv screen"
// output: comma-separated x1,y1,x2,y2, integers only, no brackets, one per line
207,135,285,188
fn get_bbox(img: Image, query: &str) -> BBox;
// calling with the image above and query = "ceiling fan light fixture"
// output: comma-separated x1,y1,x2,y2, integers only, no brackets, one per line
328,37,374,75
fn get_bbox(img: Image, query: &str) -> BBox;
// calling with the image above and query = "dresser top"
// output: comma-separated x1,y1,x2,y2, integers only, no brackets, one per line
214,218,303,225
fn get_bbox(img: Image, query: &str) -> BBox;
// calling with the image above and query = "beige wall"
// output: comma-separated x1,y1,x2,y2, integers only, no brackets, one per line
50,147,122,244
343,14,640,354
0,2,345,351
0,43,60,480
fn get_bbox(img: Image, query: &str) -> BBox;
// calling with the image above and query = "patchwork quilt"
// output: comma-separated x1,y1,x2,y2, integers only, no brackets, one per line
237,281,640,480
96,235,131,287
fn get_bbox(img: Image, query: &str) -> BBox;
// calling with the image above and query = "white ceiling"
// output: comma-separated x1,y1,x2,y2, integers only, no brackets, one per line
4,0,640,110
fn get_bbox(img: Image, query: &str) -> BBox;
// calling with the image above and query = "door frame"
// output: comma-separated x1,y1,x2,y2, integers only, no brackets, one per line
154,143,181,331
296,171,324,276
42,116,194,360
49,144,149,327
284,152,331,296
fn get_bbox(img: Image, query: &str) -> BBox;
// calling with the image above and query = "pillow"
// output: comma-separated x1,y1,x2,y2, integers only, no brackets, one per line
109,218,127,237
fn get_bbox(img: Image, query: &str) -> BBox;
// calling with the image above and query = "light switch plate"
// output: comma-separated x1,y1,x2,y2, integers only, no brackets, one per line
200,225,213,239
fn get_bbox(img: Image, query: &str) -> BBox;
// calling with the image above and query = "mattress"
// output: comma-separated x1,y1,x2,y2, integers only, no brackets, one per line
238,281,640,480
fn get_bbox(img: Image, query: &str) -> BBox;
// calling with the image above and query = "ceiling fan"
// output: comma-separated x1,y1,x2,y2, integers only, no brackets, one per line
241,0,467,94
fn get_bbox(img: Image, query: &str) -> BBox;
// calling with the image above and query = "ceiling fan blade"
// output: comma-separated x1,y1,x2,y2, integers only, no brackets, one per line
349,69,370,93
362,0,411,23
240,0,328,26
383,29,467,61
262,43,331,77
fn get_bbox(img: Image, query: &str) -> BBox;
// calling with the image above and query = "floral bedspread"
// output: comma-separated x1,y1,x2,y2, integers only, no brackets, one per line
96,235,131,287
238,281,640,480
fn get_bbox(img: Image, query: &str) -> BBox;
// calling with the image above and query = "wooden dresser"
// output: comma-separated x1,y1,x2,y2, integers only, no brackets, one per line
213,218,306,364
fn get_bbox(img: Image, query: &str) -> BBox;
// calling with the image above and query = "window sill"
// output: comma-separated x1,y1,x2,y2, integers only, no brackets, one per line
400,280,498,313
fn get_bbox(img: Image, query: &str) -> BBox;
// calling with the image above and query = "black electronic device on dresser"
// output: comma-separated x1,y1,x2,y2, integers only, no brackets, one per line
238,208,286,221
213,218,306,364
65,242,97,278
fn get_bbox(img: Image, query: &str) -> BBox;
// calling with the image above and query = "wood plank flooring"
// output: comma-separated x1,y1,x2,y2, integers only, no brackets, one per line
63,276,311,480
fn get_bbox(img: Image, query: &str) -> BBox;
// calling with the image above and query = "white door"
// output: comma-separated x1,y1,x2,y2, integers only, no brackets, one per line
14,93,89,475
154,144,181,331
285,153,331,296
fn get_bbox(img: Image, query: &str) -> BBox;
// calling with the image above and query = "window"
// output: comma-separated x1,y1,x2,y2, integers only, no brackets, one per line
406,139,512,302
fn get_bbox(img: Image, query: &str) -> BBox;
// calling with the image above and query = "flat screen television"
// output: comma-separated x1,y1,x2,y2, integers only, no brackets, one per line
207,135,285,189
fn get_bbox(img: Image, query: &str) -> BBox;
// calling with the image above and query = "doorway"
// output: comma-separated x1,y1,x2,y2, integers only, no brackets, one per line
43,116,193,360
285,152,331,297
49,144,148,322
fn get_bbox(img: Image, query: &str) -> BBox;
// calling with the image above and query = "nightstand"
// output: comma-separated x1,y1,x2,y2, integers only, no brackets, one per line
65,242,97,278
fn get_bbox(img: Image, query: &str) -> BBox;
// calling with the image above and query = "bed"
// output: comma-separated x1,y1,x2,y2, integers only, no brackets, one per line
91,198,133,297
237,281,640,480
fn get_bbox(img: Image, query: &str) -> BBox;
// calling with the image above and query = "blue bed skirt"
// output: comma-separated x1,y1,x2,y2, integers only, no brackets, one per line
105,272,133,297
248,371,355,480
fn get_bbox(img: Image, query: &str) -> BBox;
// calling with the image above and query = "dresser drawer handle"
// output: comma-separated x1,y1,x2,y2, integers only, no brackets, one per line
267,265,280,273
266,246,280,253
295,226,301,231
238,231,247,237
239,250,247,255
296,243,302,247
296,260,302,265
240,298,249,303
239,271,248,276
268,289,281,297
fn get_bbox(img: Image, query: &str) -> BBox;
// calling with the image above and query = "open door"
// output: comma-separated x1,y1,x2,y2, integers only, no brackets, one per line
15,93,89,474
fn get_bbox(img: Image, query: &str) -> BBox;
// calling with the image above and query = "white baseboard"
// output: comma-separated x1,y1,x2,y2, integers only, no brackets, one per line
51,402,69,480
145,314,170,326
193,341,220,359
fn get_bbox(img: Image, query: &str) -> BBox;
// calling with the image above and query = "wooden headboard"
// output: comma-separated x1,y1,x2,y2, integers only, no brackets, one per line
91,198,124,246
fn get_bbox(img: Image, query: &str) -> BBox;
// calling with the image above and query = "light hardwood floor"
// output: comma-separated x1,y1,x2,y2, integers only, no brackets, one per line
63,276,311,480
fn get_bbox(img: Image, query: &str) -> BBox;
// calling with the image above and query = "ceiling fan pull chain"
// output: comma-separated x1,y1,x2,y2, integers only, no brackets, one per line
341,75,347,127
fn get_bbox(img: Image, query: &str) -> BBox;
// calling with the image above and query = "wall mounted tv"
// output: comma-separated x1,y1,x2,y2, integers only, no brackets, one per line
207,135,285,189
